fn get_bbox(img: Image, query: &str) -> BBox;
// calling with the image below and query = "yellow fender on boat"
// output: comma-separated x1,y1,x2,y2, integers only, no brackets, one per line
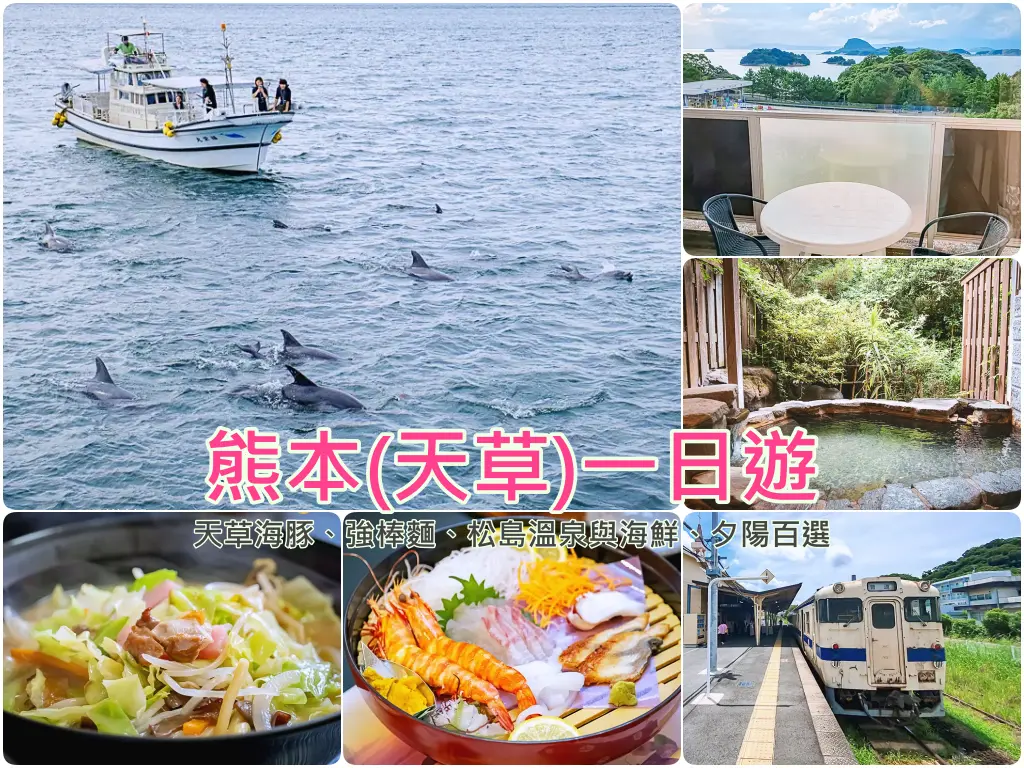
272,131,282,144
163,121,175,137
51,110,67,127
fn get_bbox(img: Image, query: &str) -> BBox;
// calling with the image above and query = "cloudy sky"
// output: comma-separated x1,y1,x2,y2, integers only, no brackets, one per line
683,3,1021,50
684,511,1020,604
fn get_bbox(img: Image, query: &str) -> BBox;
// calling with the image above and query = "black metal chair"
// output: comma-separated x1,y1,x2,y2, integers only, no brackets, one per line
912,212,1011,256
702,194,780,256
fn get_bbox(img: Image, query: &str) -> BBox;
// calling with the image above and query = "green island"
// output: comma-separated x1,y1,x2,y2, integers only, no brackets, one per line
739,47,810,66
825,55,856,66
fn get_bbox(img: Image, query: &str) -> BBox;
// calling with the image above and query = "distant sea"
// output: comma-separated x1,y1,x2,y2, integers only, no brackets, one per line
686,48,1022,81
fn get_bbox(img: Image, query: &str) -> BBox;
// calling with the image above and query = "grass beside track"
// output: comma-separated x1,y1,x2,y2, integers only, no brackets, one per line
945,639,1020,725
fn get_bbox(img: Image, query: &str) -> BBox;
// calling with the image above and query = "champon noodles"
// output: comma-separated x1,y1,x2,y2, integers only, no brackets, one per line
2,560,340,737
351,544,666,742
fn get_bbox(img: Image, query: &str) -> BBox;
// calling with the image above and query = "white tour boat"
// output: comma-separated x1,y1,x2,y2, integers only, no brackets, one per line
55,24,293,173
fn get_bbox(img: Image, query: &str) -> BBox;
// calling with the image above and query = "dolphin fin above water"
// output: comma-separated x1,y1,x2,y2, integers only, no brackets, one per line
435,203,443,214
94,357,115,384
272,219,289,229
41,222,74,252
279,329,340,360
85,357,133,400
281,330,302,348
282,365,364,410
406,250,454,282
285,365,318,387
237,341,264,359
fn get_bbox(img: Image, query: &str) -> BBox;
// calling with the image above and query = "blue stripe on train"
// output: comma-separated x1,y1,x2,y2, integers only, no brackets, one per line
907,647,946,662
816,645,867,661
802,633,813,648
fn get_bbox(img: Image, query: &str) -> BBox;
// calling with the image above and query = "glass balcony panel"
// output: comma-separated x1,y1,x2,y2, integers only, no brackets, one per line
759,118,933,232
940,128,1022,239
683,117,753,216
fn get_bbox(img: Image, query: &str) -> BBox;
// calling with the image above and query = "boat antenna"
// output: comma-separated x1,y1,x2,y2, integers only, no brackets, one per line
220,23,236,112
141,17,149,53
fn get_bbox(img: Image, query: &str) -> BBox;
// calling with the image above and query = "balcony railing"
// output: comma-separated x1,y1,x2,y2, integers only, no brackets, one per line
684,107,1022,245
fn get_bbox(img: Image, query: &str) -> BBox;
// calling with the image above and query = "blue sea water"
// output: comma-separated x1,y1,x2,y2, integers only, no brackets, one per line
3,4,682,510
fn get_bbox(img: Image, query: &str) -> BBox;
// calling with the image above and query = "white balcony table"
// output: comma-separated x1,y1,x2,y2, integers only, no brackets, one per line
759,182,912,256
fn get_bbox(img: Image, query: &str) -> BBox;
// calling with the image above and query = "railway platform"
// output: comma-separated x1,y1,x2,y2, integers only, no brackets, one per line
683,627,857,765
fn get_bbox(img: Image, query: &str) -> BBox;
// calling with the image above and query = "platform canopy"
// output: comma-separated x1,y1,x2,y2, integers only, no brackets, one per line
682,79,752,96
723,580,803,613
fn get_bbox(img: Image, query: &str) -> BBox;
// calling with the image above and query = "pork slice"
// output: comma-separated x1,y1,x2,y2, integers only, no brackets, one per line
124,626,165,665
151,619,213,663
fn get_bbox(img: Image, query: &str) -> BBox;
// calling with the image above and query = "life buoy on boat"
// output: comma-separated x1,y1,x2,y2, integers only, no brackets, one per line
163,121,175,137
272,131,282,144
51,110,67,127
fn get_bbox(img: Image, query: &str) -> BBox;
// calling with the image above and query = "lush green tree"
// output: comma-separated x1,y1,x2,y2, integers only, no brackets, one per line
1010,612,1022,637
804,75,839,102
887,45,907,58
950,617,984,638
684,53,739,82
941,613,953,635
923,538,1022,582
982,608,1014,638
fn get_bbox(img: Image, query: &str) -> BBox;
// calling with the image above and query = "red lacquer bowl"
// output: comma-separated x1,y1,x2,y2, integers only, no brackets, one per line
344,518,682,765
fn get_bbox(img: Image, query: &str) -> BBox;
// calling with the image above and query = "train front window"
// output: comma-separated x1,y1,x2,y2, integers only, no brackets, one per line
871,603,896,629
817,598,863,625
905,597,939,623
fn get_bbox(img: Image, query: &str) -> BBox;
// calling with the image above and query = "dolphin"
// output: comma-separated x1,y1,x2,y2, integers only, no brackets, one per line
280,330,340,361
236,341,265,359
282,366,364,410
41,223,74,252
435,203,443,214
558,264,633,282
84,357,133,400
405,250,454,282
272,219,331,232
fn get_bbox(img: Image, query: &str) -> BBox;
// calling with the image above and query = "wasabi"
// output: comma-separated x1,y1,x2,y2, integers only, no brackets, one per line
609,680,637,706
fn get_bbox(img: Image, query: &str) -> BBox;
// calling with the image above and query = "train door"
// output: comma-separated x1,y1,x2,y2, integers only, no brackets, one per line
867,599,905,685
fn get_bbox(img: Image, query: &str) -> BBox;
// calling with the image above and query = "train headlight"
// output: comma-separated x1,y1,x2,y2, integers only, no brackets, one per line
832,643,840,650
932,642,942,651
919,581,931,591
919,670,936,682
833,583,845,594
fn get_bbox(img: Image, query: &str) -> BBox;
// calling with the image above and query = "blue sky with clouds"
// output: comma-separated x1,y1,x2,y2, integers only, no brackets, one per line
684,511,1020,604
683,3,1022,50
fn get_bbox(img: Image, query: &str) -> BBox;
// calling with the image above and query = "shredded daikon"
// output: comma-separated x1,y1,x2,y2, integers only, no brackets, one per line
403,546,534,612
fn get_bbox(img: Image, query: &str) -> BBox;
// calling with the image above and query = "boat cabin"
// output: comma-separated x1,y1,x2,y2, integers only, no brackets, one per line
71,27,253,130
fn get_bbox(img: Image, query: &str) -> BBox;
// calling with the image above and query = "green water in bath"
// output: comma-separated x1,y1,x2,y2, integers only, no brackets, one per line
744,414,1021,499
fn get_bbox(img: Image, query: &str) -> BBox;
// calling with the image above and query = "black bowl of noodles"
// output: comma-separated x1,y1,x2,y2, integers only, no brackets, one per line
2,513,341,765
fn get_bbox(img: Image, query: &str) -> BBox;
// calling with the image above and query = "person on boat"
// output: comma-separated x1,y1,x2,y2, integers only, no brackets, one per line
252,77,269,112
200,78,217,112
115,36,138,55
273,79,292,112
59,82,74,106
173,92,186,111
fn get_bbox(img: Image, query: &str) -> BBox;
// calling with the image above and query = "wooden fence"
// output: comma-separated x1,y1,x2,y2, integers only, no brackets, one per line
960,258,1021,402
683,260,760,389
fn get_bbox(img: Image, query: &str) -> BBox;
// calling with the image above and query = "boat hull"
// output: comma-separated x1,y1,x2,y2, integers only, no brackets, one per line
62,110,292,173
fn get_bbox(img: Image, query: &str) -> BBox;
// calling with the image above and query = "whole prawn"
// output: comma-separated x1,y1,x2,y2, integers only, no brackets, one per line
391,589,538,713
367,597,515,732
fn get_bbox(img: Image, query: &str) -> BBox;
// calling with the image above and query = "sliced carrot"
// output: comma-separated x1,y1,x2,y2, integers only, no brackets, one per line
180,610,207,624
182,719,210,736
10,649,89,680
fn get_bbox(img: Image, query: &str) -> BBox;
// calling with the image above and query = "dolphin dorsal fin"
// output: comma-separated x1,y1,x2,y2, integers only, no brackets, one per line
272,219,289,229
285,365,318,387
435,203,443,214
45,223,55,237
410,250,429,269
281,330,301,348
94,357,114,384
253,341,261,352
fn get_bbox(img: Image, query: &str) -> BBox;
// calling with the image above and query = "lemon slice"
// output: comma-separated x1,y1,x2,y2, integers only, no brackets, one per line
508,715,580,742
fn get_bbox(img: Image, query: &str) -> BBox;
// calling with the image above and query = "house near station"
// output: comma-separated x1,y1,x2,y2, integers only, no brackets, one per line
935,570,1022,621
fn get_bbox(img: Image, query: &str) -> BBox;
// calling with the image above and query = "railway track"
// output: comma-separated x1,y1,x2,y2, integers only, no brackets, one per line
943,693,1021,731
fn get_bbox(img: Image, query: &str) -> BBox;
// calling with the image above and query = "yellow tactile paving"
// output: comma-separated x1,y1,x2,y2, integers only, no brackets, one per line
736,633,784,765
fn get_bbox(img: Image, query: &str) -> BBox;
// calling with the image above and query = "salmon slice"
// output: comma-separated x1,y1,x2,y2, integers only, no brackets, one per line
559,614,649,671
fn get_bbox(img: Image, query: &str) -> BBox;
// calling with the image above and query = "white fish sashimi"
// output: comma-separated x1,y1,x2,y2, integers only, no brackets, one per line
403,547,533,612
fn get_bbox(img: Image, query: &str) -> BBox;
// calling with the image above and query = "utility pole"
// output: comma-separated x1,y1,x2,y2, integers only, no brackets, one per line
707,511,721,677
699,564,775,705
